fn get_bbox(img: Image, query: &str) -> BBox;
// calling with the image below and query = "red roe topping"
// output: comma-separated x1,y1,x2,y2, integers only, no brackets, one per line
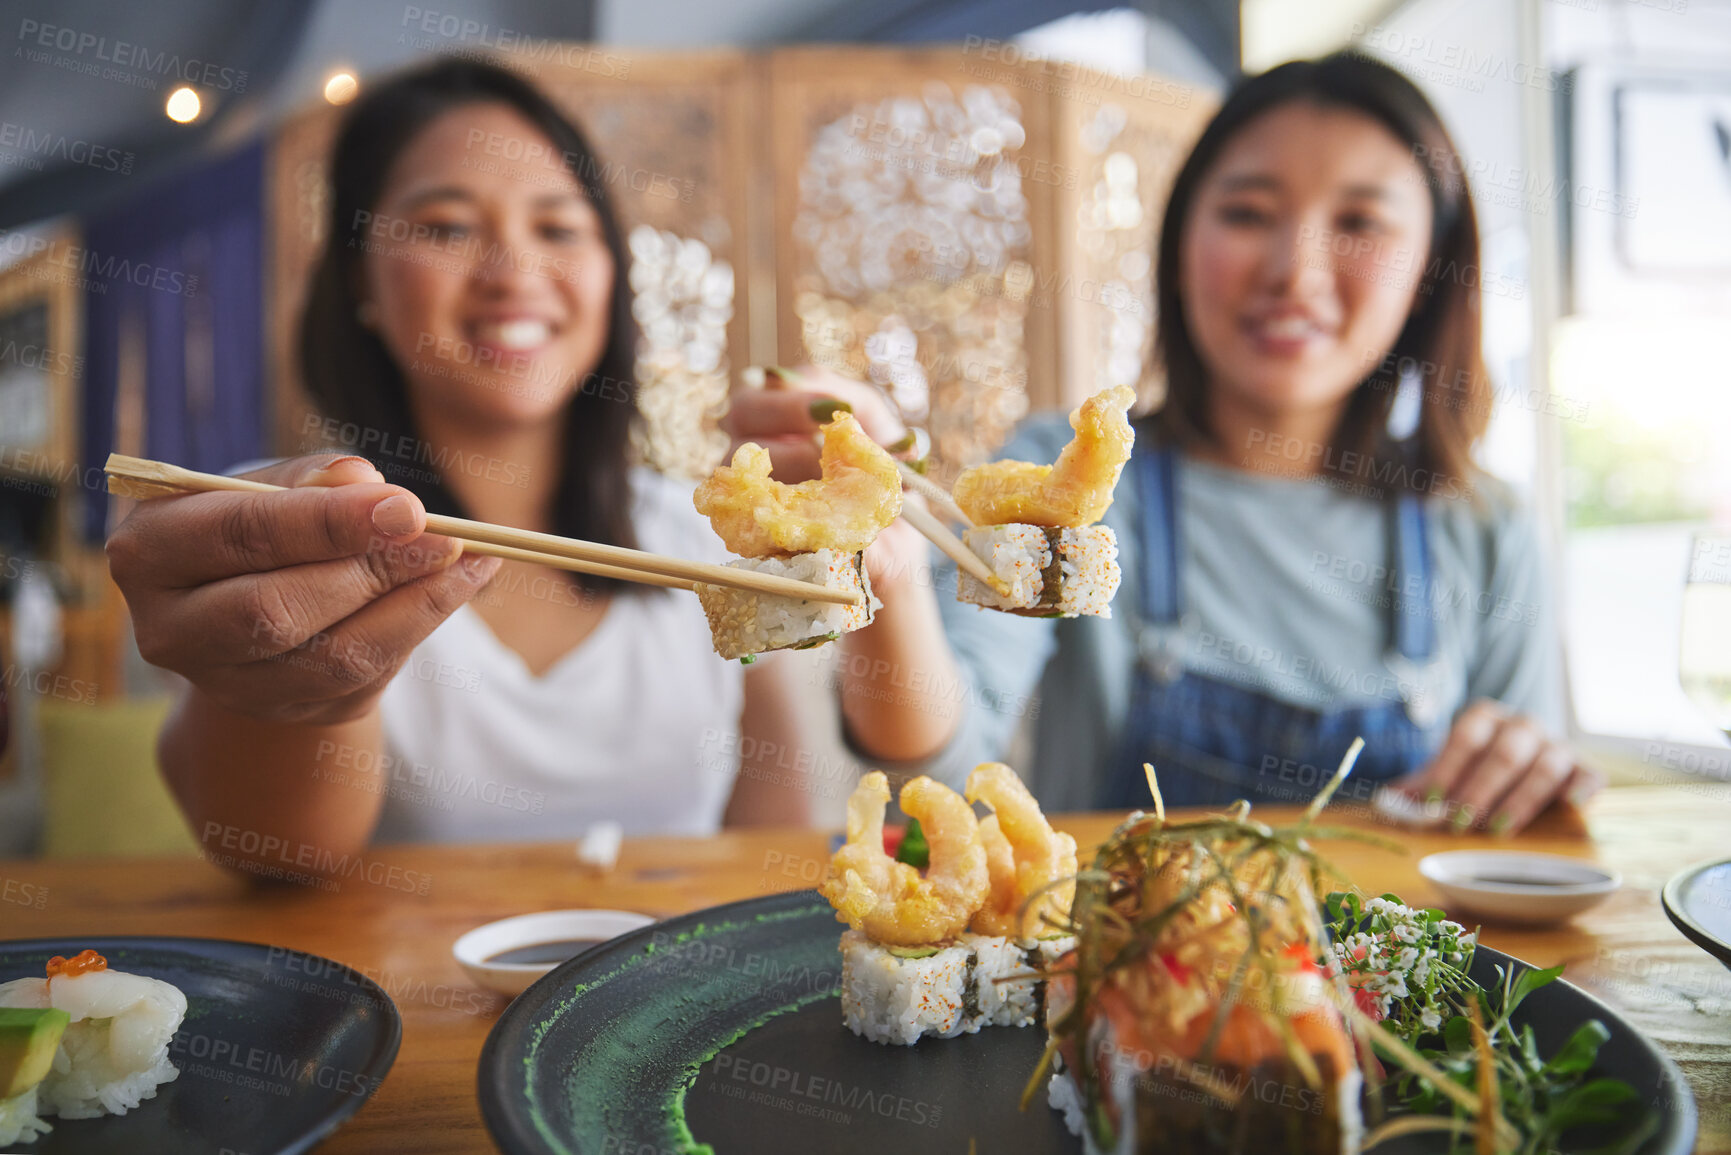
46,949,108,979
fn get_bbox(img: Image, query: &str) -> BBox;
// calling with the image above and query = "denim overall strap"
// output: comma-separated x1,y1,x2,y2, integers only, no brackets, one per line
1134,444,1181,625
1390,490,1437,663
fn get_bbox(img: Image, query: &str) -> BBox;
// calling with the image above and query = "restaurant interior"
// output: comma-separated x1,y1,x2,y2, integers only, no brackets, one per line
0,0,1727,1152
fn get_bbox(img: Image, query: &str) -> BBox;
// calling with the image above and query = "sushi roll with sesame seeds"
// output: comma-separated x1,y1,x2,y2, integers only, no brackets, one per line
692,411,902,660
957,523,1121,618
950,386,1135,620
838,931,1075,1046
823,766,1079,1046
693,549,881,661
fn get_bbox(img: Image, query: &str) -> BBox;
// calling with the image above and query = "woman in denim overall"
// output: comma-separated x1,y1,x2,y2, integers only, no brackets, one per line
731,53,1601,833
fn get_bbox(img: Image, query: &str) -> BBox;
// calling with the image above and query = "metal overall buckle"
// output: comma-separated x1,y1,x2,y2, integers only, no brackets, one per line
1384,649,1446,729
1136,616,1194,686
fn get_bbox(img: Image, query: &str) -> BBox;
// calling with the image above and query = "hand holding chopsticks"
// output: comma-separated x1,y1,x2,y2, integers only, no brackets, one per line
104,454,865,607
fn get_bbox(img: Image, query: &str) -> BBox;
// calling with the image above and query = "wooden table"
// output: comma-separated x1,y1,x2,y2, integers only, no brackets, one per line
3,785,1727,1153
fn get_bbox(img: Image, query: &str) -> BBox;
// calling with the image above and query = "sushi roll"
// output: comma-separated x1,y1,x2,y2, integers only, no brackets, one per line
823,765,1080,1046
694,548,881,661
838,930,1075,1046
957,523,1121,618
0,1007,69,1146
0,950,187,1122
1044,806,1364,1155
951,386,1136,619
693,411,902,660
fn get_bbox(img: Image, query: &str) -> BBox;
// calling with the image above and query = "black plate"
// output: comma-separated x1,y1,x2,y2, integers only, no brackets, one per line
0,936,401,1155
479,890,1695,1154
1662,856,1731,972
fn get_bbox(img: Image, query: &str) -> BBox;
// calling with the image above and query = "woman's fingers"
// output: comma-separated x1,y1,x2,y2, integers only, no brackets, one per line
1446,714,1546,828
785,364,910,445
1397,699,1507,805
144,533,465,665
726,366,909,448
1399,700,1590,834
724,388,831,440
260,552,502,696
1485,743,1578,833
209,552,503,719
251,453,385,489
111,480,428,588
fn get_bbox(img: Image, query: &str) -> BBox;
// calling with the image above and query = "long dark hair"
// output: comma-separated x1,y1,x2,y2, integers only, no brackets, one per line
299,57,643,593
1151,52,1491,498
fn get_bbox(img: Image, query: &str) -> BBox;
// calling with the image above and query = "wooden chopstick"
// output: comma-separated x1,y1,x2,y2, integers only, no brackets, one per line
896,461,973,528
104,454,864,606
899,499,1010,598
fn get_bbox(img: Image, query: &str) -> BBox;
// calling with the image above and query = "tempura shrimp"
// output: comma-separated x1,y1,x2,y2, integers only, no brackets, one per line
820,771,990,946
952,385,1136,528
965,762,1078,938
694,412,902,557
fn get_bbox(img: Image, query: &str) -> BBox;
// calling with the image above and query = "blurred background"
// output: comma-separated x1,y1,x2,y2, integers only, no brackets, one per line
0,0,1726,858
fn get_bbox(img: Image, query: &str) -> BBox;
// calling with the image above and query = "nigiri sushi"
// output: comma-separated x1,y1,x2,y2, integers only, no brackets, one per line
0,950,187,1123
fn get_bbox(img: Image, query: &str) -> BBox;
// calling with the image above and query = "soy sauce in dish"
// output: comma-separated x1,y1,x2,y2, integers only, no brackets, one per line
485,940,604,966
1470,875,1585,887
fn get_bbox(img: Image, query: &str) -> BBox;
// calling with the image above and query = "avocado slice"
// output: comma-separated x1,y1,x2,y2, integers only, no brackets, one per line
0,1007,70,1100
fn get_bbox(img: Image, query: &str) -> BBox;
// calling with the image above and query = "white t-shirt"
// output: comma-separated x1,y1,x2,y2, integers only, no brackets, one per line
370,468,743,843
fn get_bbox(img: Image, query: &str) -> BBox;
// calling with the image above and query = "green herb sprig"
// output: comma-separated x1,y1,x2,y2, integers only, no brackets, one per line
1324,891,1659,1154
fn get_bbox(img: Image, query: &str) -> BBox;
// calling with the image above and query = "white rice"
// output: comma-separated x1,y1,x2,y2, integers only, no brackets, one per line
696,549,880,660
958,524,1121,617
0,1087,50,1146
839,931,1076,1046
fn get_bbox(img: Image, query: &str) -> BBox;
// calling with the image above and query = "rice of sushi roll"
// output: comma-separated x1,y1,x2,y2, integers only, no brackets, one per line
957,523,1121,618
695,548,880,661
0,951,186,1122
838,930,1075,1046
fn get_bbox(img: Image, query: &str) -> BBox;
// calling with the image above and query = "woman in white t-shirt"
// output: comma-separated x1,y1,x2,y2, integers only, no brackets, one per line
107,59,809,868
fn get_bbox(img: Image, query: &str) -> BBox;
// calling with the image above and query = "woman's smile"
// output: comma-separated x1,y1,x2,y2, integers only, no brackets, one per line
1239,304,1338,359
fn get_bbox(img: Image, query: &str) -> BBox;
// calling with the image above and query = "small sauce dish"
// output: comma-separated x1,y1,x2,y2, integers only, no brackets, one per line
1418,850,1620,926
454,909,656,996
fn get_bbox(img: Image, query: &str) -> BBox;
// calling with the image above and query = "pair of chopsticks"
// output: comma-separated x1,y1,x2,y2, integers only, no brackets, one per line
752,367,1009,598
103,454,865,607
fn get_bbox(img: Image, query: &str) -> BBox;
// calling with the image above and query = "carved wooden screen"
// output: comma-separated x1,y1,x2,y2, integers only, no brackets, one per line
767,48,1211,481
267,48,1208,482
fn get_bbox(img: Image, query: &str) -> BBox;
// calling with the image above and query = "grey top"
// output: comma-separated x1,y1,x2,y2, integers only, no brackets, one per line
894,414,1563,812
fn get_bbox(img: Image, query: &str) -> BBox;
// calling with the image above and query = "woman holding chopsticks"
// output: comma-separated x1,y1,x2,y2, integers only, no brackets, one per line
745,53,1602,834
107,59,813,875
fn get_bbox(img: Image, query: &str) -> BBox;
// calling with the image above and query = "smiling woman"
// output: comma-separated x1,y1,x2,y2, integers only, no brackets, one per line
300,61,640,582
105,60,812,875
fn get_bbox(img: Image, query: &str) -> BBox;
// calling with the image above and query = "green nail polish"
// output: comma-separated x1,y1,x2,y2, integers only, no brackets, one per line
1425,788,1444,805
1451,804,1475,830
809,398,852,423
887,430,918,454
769,365,807,386
1489,813,1512,834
